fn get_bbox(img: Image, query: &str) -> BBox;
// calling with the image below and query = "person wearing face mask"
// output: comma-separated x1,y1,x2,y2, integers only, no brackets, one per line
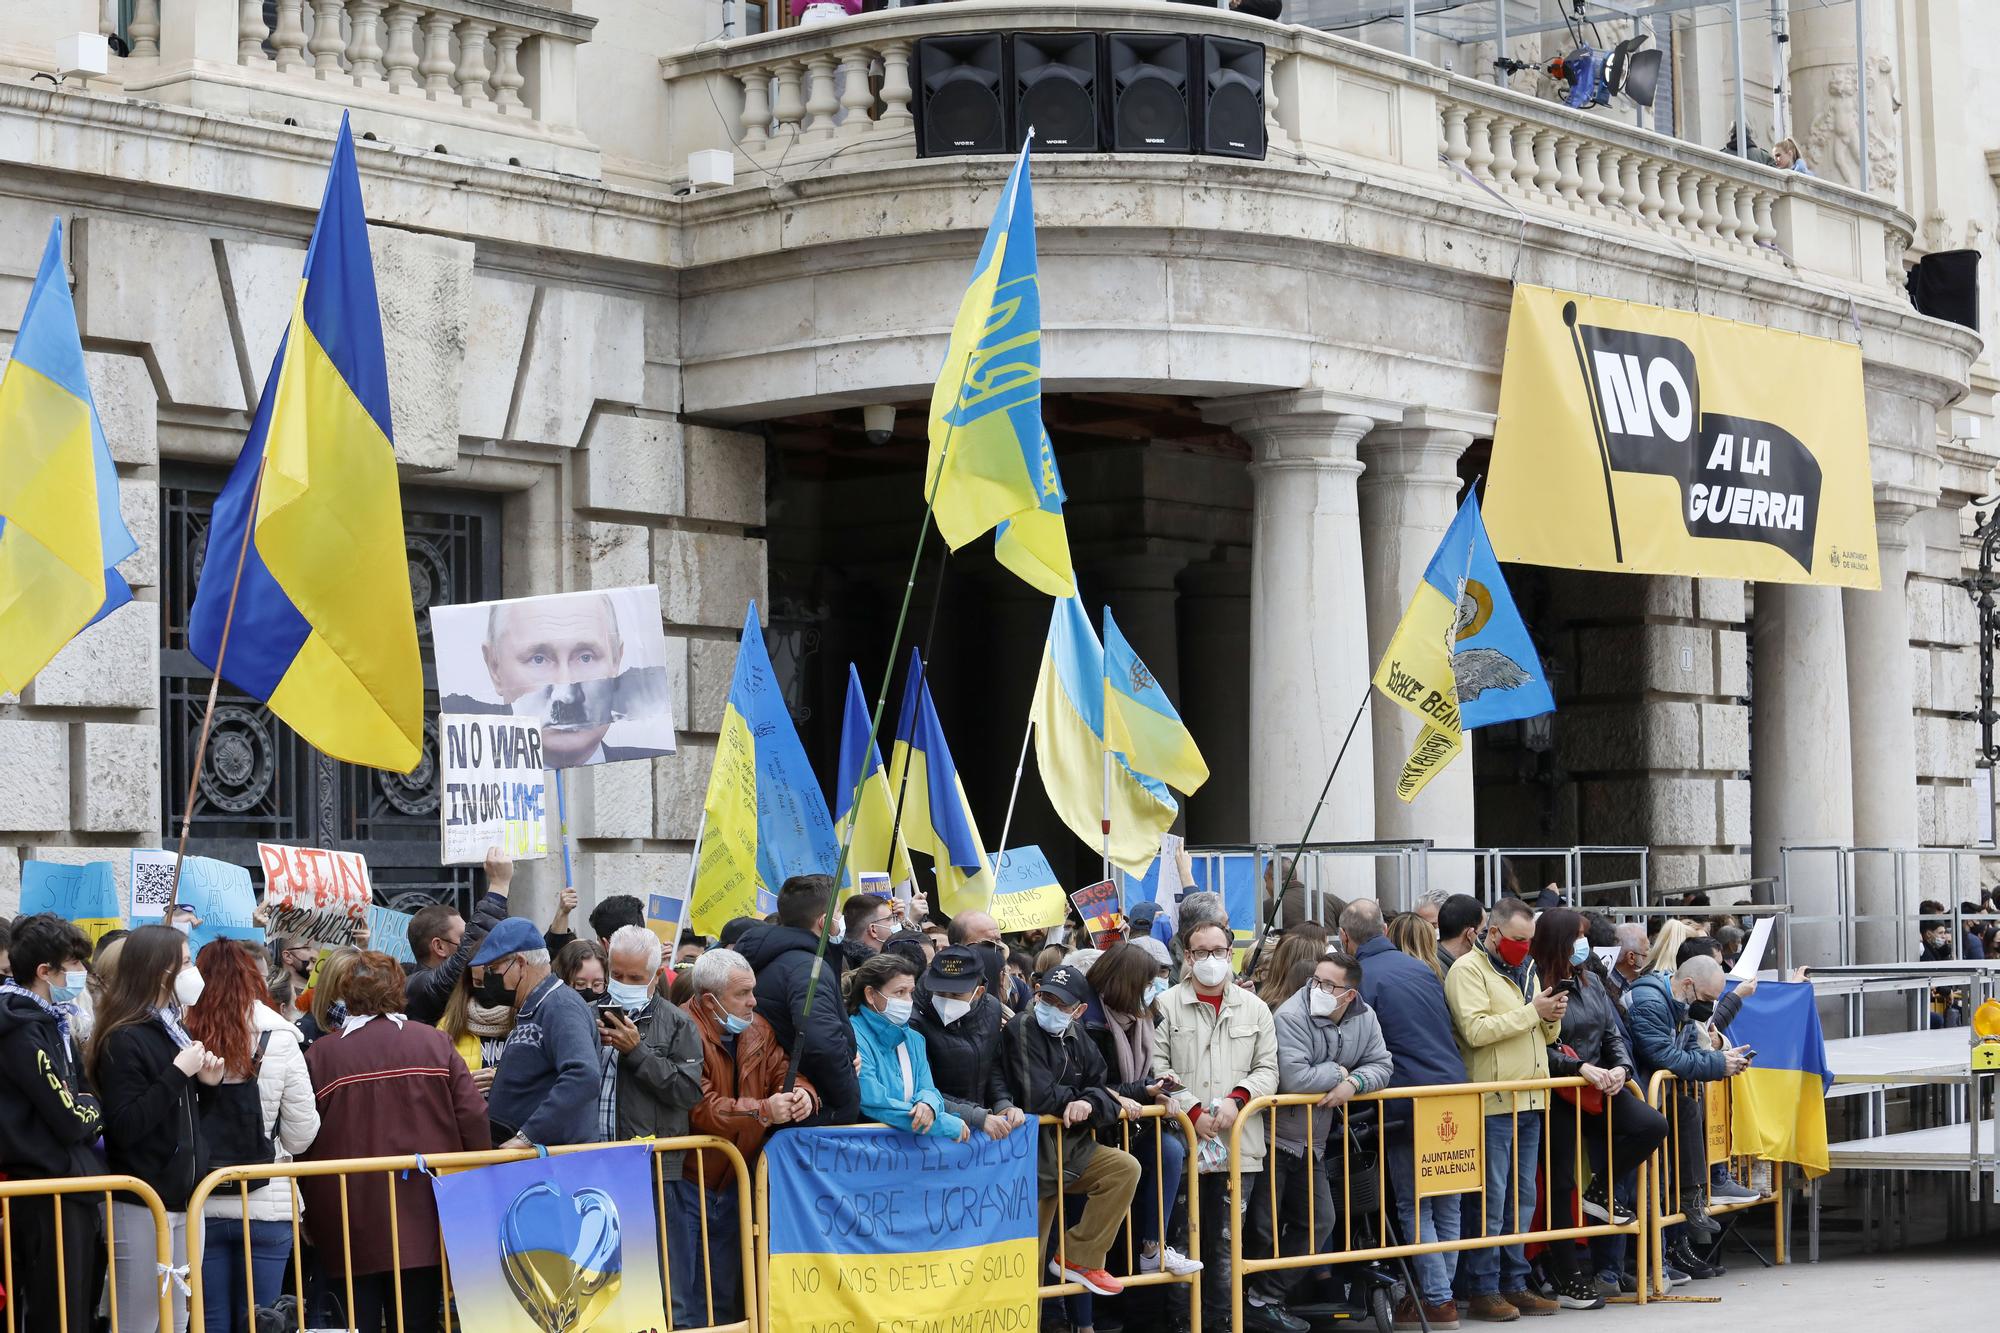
681,948,816,1328
1444,896,1567,1321
734,875,860,1124
90,924,229,1333
472,917,602,1148
840,892,896,968
598,926,702,1150
555,937,610,1005
436,957,516,1094
1154,920,1280,1333
1002,963,1146,1306
846,953,971,1142
0,914,107,1331
911,946,1023,1140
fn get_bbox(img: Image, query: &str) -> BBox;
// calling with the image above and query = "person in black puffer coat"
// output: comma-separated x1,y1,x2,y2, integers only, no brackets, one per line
734,876,858,1124
911,946,1023,1138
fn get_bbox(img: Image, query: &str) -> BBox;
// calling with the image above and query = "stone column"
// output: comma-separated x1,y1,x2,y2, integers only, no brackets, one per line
1201,392,1402,899
1787,0,1902,198
1751,582,1855,967
1843,497,1923,965
1177,551,1252,845
1357,410,1482,898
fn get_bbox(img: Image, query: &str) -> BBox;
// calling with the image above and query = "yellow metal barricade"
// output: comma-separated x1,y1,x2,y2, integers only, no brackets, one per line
1644,1069,1787,1294
1229,1078,1654,1332
184,1135,755,1333
751,1107,1202,1333
0,1174,175,1333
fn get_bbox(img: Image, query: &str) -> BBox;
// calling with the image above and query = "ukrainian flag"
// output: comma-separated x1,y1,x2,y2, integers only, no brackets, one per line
187,117,422,772
1103,605,1208,796
0,219,137,696
887,650,994,916
926,139,1075,597
1031,597,1179,877
1723,980,1834,1178
691,603,838,937
1371,493,1552,801
834,662,913,891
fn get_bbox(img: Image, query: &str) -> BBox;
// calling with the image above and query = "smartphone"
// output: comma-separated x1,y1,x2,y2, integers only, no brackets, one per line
1552,978,1580,997
1155,1074,1185,1094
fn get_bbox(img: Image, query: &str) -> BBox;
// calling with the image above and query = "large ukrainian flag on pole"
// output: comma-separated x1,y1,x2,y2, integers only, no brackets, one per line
835,662,913,891
926,137,1075,597
1722,980,1834,1177
188,116,422,772
1031,597,1178,877
1371,493,1553,802
1103,606,1208,797
693,603,839,936
888,651,995,916
0,219,137,695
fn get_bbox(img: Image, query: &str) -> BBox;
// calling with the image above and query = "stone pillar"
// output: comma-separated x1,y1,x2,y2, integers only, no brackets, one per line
1844,499,1922,965
1202,392,1402,900
1357,410,1481,899
1751,582,1855,967
1178,551,1252,845
1787,0,1902,198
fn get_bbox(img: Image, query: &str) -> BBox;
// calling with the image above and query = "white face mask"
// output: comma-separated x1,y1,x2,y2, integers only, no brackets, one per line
1309,987,1349,1020
880,996,914,1027
173,965,205,1009
1191,956,1232,989
932,995,973,1026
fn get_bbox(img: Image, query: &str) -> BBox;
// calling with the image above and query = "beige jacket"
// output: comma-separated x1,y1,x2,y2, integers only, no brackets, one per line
1445,946,1564,1115
1152,982,1280,1171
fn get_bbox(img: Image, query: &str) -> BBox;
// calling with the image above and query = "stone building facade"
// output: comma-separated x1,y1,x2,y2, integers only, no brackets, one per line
1,1,1995,964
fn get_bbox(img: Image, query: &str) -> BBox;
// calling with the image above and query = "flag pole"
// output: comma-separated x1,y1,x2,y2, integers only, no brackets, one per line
668,809,705,962
1101,748,1113,889
173,456,269,900
884,548,952,880
553,768,574,893
996,716,1034,854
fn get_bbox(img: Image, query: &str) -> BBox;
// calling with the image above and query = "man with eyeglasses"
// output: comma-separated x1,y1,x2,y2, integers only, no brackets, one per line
840,892,896,969
1246,951,1393,1330
1154,919,1279,1333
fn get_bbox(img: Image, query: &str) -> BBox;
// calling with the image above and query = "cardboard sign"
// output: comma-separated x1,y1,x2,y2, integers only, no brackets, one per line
20,861,123,948
1411,1093,1483,1198
1070,878,1126,948
990,847,1069,933
366,904,416,964
129,850,260,952
437,714,550,864
1704,1077,1732,1167
257,843,373,912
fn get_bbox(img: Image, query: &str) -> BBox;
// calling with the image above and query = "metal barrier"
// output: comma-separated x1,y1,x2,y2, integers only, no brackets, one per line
1427,846,1652,909
1228,1078,1653,1332
1186,842,1430,922
184,1135,755,1333
751,1106,1202,1332
0,1174,176,1333
1779,844,1988,970
1642,1069,1786,1296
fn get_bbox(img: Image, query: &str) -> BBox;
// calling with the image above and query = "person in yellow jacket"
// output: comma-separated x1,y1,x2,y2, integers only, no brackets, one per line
1444,896,1569,1323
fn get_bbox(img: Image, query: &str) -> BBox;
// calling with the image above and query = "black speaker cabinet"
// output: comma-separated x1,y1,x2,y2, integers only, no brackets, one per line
1907,249,1981,332
1012,32,1100,152
914,33,1008,157
1103,32,1192,153
1198,35,1266,160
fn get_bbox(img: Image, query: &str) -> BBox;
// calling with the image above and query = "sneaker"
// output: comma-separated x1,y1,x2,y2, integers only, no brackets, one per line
1579,1180,1637,1225
1423,1300,1463,1330
1469,1294,1521,1323
1502,1290,1558,1317
1659,1263,1691,1288
1050,1259,1124,1297
1245,1302,1311,1333
1595,1269,1637,1298
1710,1175,1761,1202
1136,1244,1204,1276
1679,1192,1722,1238
1552,1273,1606,1311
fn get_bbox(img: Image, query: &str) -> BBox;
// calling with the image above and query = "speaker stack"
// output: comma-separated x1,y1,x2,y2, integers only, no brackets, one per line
1907,249,1981,333
914,33,1008,157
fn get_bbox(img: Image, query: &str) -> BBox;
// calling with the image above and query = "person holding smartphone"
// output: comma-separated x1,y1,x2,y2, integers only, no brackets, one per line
597,926,702,1149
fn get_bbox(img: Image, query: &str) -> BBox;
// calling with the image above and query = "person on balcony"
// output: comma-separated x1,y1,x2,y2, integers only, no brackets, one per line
1773,138,1814,175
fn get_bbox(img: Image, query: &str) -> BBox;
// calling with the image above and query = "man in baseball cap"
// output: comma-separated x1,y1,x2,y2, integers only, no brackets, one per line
913,947,1025,1143
473,917,601,1148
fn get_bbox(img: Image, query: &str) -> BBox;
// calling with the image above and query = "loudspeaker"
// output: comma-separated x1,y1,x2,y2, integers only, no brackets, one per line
1103,32,1192,153
1907,249,1981,332
1198,35,1266,159
1012,32,1100,152
914,33,1008,157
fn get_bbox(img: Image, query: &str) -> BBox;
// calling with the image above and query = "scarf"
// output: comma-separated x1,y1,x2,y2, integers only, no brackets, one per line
1,979,73,1055
341,1013,408,1037
466,1001,514,1039
1104,1007,1154,1084
156,1006,194,1049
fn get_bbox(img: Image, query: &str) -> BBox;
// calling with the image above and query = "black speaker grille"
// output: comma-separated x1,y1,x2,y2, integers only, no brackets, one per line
1117,72,1189,148
1023,78,1095,148
1206,84,1261,153
930,79,1004,151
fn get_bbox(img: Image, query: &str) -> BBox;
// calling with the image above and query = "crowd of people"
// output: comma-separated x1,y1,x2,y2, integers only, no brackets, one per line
0,857,1795,1333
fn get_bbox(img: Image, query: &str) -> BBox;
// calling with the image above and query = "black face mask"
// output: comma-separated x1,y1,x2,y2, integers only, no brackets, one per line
474,973,515,1008
1686,999,1715,1023
576,988,606,1006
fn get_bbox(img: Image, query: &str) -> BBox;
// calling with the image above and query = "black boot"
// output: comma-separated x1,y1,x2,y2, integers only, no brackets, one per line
1668,1237,1725,1280
1679,1189,1721,1238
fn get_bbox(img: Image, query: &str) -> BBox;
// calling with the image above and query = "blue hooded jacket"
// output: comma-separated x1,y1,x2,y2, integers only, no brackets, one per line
853,1004,968,1140
1624,970,1728,1086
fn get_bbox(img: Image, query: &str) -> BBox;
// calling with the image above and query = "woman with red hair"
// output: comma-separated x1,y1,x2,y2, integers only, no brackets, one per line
185,940,320,1332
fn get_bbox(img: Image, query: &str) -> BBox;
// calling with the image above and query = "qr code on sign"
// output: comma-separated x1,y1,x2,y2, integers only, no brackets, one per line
132,857,179,915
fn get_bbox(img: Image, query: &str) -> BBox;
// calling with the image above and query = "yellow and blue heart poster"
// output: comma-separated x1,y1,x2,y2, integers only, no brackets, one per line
433,1144,665,1333
765,1126,1038,1331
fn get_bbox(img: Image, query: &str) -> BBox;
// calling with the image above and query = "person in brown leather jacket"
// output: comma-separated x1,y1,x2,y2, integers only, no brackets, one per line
677,947,818,1327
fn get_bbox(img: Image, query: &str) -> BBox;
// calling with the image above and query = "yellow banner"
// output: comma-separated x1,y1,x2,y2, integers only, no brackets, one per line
1396,723,1463,803
1412,1093,1484,1198
991,883,1068,933
1705,1077,1732,1166
1486,286,1878,588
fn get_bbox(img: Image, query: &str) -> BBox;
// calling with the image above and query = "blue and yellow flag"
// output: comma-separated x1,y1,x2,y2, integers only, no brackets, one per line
1371,493,1553,801
692,603,838,937
0,219,137,695
1031,597,1178,877
887,650,995,916
1722,979,1834,1178
188,117,422,771
834,662,913,891
1103,605,1208,796
926,139,1075,597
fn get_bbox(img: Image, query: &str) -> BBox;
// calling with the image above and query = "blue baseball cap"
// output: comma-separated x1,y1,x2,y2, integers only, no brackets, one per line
470,917,545,966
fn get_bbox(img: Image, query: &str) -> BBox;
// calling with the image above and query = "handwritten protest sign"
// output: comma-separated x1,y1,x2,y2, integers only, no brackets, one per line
1070,879,1126,948
257,843,373,945
21,861,123,948
129,851,260,952
367,904,415,964
764,1126,1036,1333
438,714,549,865
990,847,1068,933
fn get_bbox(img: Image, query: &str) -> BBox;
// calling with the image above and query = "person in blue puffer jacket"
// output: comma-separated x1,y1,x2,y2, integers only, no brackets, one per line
846,953,970,1142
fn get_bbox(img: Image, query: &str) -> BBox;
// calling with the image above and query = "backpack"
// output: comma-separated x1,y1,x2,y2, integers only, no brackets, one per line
201,1031,278,1190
